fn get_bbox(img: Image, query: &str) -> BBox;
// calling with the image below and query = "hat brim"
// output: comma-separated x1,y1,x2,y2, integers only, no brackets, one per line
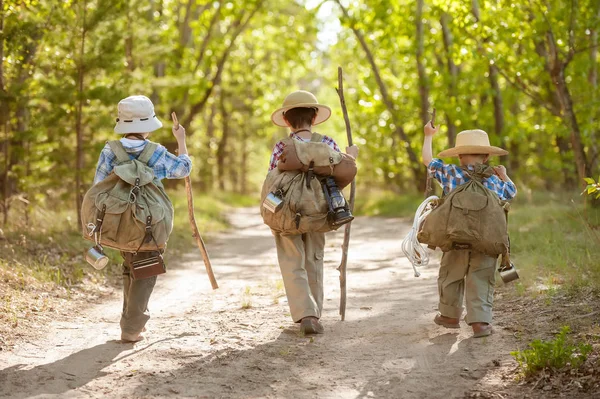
114,117,163,134
438,145,509,158
271,104,332,127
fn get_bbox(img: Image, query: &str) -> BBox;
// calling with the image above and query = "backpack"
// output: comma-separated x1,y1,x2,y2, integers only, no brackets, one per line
277,133,357,189
417,164,509,257
81,141,174,253
260,133,347,235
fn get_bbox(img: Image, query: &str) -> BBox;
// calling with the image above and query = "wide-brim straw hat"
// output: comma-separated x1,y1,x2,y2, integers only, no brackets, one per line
437,129,509,157
271,90,332,127
114,95,163,134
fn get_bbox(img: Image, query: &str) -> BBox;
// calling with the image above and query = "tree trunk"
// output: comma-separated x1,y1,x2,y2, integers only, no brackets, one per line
2,119,8,225
334,0,424,189
440,12,458,147
546,30,590,182
125,1,135,71
240,127,248,194
183,1,263,129
217,92,229,191
415,0,430,126
75,0,87,226
589,5,599,172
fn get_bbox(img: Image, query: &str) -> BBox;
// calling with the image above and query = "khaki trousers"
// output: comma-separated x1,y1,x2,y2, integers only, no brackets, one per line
120,252,158,335
274,232,325,322
438,249,497,324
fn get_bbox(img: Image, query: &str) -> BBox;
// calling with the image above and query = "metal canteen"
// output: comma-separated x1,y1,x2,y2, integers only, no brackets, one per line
86,245,109,270
499,262,519,283
263,192,284,213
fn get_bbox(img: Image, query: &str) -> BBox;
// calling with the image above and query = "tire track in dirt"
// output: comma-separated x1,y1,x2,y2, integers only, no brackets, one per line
0,208,518,398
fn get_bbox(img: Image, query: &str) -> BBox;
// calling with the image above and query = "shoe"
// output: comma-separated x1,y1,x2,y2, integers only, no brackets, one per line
472,323,493,338
300,317,324,335
121,331,144,342
434,313,460,329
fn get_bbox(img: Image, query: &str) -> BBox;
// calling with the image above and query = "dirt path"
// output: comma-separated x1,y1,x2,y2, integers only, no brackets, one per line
0,209,518,398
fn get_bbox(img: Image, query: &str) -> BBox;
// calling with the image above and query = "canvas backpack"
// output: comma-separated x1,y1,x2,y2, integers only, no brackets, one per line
417,164,510,257
261,133,347,235
277,133,357,189
81,140,174,253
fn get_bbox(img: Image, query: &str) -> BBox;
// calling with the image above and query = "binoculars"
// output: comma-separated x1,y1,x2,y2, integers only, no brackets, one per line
322,176,354,228
85,245,109,270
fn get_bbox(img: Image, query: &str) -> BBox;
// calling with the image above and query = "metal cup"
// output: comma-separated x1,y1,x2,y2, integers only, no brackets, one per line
263,192,284,213
86,245,109,270
499,262,519,283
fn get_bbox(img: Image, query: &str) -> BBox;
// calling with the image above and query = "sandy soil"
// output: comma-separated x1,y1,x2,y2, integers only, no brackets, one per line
0,209,520,398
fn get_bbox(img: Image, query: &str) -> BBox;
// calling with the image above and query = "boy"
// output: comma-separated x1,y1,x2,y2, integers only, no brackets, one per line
421,122,516,338
93,95,192,342
269,90,358,334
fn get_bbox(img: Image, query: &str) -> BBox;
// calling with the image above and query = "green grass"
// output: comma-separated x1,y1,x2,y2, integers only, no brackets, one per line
354,190,424,218
508,191,600,291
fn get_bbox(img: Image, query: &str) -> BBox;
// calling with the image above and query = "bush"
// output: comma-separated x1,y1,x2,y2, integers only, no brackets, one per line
511,326,593,378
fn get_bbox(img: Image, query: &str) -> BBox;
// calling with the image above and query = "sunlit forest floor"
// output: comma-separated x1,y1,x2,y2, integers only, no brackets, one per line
0,191,599,397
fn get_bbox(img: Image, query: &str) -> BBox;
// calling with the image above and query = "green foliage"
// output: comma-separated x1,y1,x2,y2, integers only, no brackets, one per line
508,191,600,289
583,177,600,199
511,326,593,378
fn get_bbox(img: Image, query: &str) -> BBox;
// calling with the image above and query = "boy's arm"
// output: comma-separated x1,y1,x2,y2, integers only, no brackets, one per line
172,124,188,156
93,144,113,185
492,165,517,200
422,121,438,166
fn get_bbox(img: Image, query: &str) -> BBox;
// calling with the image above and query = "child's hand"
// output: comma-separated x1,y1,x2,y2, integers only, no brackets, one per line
424,121,438,137
493,165,507,178
346,145,359,159
172,125,186,142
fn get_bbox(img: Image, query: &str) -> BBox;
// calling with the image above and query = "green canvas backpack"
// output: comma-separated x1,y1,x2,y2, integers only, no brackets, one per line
417,164,510,257
81,141,174,252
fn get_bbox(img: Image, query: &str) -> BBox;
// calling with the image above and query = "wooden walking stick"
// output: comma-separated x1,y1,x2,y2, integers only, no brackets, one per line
171,112,219,289
424,108,436,199
335,66,355,321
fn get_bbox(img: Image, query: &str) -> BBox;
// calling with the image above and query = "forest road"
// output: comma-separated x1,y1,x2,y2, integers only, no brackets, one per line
0,208,516,399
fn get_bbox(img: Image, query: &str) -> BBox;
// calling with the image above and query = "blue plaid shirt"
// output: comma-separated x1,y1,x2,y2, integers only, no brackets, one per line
93,139,192,184
428,158,517,200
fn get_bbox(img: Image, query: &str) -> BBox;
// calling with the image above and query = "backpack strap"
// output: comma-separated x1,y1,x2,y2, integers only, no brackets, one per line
311,133,324,143
137,142,159,165
107,140,132,163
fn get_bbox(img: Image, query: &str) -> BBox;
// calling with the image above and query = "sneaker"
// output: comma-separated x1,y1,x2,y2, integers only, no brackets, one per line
300,317,324,335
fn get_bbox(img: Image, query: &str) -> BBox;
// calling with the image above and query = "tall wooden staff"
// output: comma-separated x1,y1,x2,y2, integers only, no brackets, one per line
335,67,355,321
171,112,219,290
424,108,436,199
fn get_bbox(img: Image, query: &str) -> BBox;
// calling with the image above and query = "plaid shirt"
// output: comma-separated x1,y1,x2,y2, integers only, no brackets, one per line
268,133,341,171
428,158,517,200
93,139,192,184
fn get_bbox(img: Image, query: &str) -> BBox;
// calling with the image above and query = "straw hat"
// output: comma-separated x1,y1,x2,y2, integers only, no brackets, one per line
271,90,332,127
114,95,163,134
437,129,508,157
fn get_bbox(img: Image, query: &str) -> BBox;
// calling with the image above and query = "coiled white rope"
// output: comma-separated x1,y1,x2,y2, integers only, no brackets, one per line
401,195,439,277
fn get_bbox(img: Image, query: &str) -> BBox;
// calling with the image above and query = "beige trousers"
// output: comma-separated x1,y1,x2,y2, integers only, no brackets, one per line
274,232,325,322
120,252,158,335
438,249,497,324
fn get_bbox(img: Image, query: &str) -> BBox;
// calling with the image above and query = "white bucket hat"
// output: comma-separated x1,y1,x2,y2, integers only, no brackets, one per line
114,95,163,134
271,90,332,127
437,129,508,157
